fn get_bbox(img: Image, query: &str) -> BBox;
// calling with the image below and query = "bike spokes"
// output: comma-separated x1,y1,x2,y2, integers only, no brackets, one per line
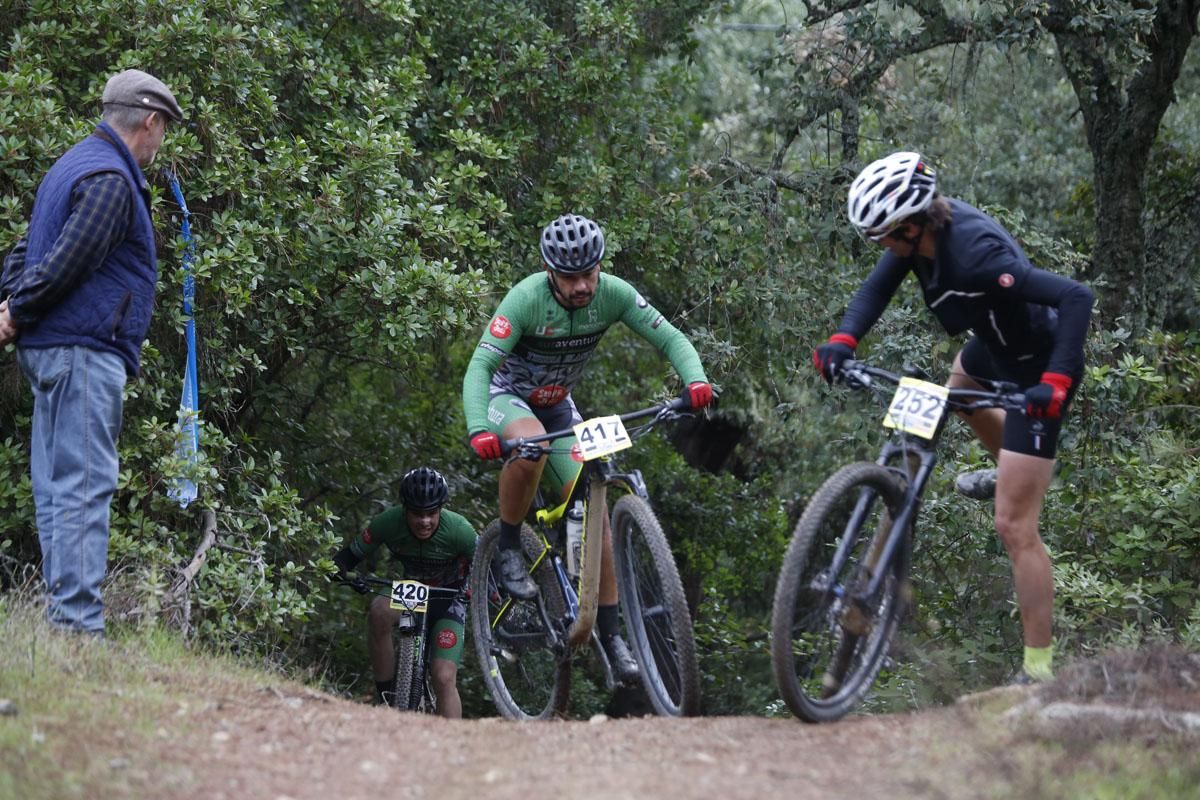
470,521,571,720
771,463,907,722
612,495,702,717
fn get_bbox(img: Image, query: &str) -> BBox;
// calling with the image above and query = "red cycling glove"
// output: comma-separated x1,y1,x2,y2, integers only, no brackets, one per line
469,431,502,460
1025,372,1072,420
812,333,858,383
686,381,714,410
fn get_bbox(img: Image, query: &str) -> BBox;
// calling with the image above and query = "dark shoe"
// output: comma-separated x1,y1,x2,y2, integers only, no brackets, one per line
494,546,537,600
1009,670,1035,686
1008,669,1051,687
954,468,997,500
601,634,640,683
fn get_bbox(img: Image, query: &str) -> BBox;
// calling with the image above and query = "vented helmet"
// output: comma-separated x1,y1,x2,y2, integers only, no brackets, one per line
400,467,449,511
539,214,606,273
847,152,937,240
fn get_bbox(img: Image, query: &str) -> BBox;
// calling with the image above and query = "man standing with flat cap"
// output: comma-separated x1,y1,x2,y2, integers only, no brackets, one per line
0,68,183,636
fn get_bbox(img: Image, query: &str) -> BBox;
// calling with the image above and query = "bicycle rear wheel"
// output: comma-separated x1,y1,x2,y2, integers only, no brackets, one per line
770,462,909,723
470,520,571,720
611,494,702,717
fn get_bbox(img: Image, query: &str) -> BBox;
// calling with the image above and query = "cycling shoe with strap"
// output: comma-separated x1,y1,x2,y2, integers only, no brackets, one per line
493,545,538,600
601,633,641,683
954,468,997,501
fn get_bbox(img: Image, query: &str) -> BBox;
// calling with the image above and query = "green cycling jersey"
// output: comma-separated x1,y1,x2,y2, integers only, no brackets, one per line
346,506,477,589
462,271,707,434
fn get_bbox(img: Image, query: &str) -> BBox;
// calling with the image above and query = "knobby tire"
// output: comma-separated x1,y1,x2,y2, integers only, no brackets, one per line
391,634,422,712
470,520,571,720
770,462,909,723
611,494,702,717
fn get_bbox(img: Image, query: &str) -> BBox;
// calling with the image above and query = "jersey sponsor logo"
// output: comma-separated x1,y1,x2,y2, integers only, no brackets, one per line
651,315,665,329
478,341,506,356
490,315,512,338
437,629,458,649
487,406,505,425
529,385,568,407
362,528,374,545
534,324,559,336
526,332,604,350
998,273,1015,288
635,293,648,309
570,443,584,463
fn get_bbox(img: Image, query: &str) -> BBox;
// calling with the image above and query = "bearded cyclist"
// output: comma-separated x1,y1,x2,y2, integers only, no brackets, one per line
333,467,477,717
813,152,1094,684
461,213,713,683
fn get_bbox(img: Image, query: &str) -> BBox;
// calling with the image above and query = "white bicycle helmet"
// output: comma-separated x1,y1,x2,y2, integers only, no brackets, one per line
847,151,937,240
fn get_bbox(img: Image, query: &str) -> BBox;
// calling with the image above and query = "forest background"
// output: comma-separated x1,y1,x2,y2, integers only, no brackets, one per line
0,0,1196,717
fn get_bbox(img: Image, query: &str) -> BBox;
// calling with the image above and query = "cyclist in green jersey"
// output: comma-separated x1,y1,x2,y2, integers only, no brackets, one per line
333,467,478,717
462,213,714,682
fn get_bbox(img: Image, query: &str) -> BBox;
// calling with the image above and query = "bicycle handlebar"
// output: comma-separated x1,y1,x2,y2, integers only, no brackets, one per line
339,574,464,601
501,396,691,460
838,360,1027,413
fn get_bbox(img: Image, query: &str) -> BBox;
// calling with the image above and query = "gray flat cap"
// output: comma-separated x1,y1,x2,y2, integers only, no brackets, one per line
102,69,183,122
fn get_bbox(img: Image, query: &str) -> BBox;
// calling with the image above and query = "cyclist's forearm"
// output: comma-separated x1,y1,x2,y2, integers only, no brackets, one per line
1018,269,1094,376
462,348,503,432
837,255,907,340
660,328,707,384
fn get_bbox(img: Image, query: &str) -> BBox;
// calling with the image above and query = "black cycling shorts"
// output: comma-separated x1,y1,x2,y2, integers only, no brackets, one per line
958,336,1080,459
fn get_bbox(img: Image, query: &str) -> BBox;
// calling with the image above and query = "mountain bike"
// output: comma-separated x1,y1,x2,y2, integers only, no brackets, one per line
469,397,702,720
343,575,462,713
770,360,1025,723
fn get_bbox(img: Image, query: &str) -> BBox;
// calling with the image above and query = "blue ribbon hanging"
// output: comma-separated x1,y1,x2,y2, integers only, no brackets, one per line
167,173,200,508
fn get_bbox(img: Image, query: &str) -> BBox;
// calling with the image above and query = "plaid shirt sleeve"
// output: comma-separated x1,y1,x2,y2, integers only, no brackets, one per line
0,236,28,301
7,172,132,327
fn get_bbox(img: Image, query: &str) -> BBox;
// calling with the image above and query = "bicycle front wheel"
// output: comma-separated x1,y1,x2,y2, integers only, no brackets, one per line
391,634,421,712
611,494,702,717
770,462,909,723
470,520,571,720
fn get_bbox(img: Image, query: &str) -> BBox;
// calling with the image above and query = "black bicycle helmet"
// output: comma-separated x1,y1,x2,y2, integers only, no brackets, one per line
400,467,449,511
539,214,606,273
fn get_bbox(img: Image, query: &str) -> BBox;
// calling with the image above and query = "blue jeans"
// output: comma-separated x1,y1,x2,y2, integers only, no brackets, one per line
17,345,126,633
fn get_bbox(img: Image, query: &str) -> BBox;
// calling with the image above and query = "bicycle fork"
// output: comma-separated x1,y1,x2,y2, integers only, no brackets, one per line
820,457,929,696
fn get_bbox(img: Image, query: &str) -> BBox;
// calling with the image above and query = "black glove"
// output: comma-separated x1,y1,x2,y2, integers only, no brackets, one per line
333,545,358,574
812,333,857,383
332,546,367,593
1024,372,1073,420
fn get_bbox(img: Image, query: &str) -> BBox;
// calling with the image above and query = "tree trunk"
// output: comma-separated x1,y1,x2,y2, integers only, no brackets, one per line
1049,0,1198,329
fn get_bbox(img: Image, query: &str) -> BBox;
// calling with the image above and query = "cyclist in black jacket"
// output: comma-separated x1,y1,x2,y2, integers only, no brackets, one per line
813,151,1094,684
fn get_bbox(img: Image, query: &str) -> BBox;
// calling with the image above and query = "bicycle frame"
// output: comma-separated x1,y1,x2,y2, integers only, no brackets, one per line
501,400,685,650
353,577,460,712
531,458,652,648
830,362,1024,607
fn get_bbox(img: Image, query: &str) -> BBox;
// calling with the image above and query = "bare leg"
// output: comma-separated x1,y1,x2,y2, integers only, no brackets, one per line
499,417,548,525
994,450,1056,648
368,596,400,681
430,659,461,719
947,349,1005,458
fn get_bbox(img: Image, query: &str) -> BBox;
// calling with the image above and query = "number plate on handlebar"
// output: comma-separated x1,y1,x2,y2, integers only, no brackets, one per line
573,415,632,461
390,579,429,612
883,377,948,440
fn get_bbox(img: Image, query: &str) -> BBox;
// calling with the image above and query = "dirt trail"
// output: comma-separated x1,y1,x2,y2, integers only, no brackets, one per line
50,646,1200,799
131,685,992,800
